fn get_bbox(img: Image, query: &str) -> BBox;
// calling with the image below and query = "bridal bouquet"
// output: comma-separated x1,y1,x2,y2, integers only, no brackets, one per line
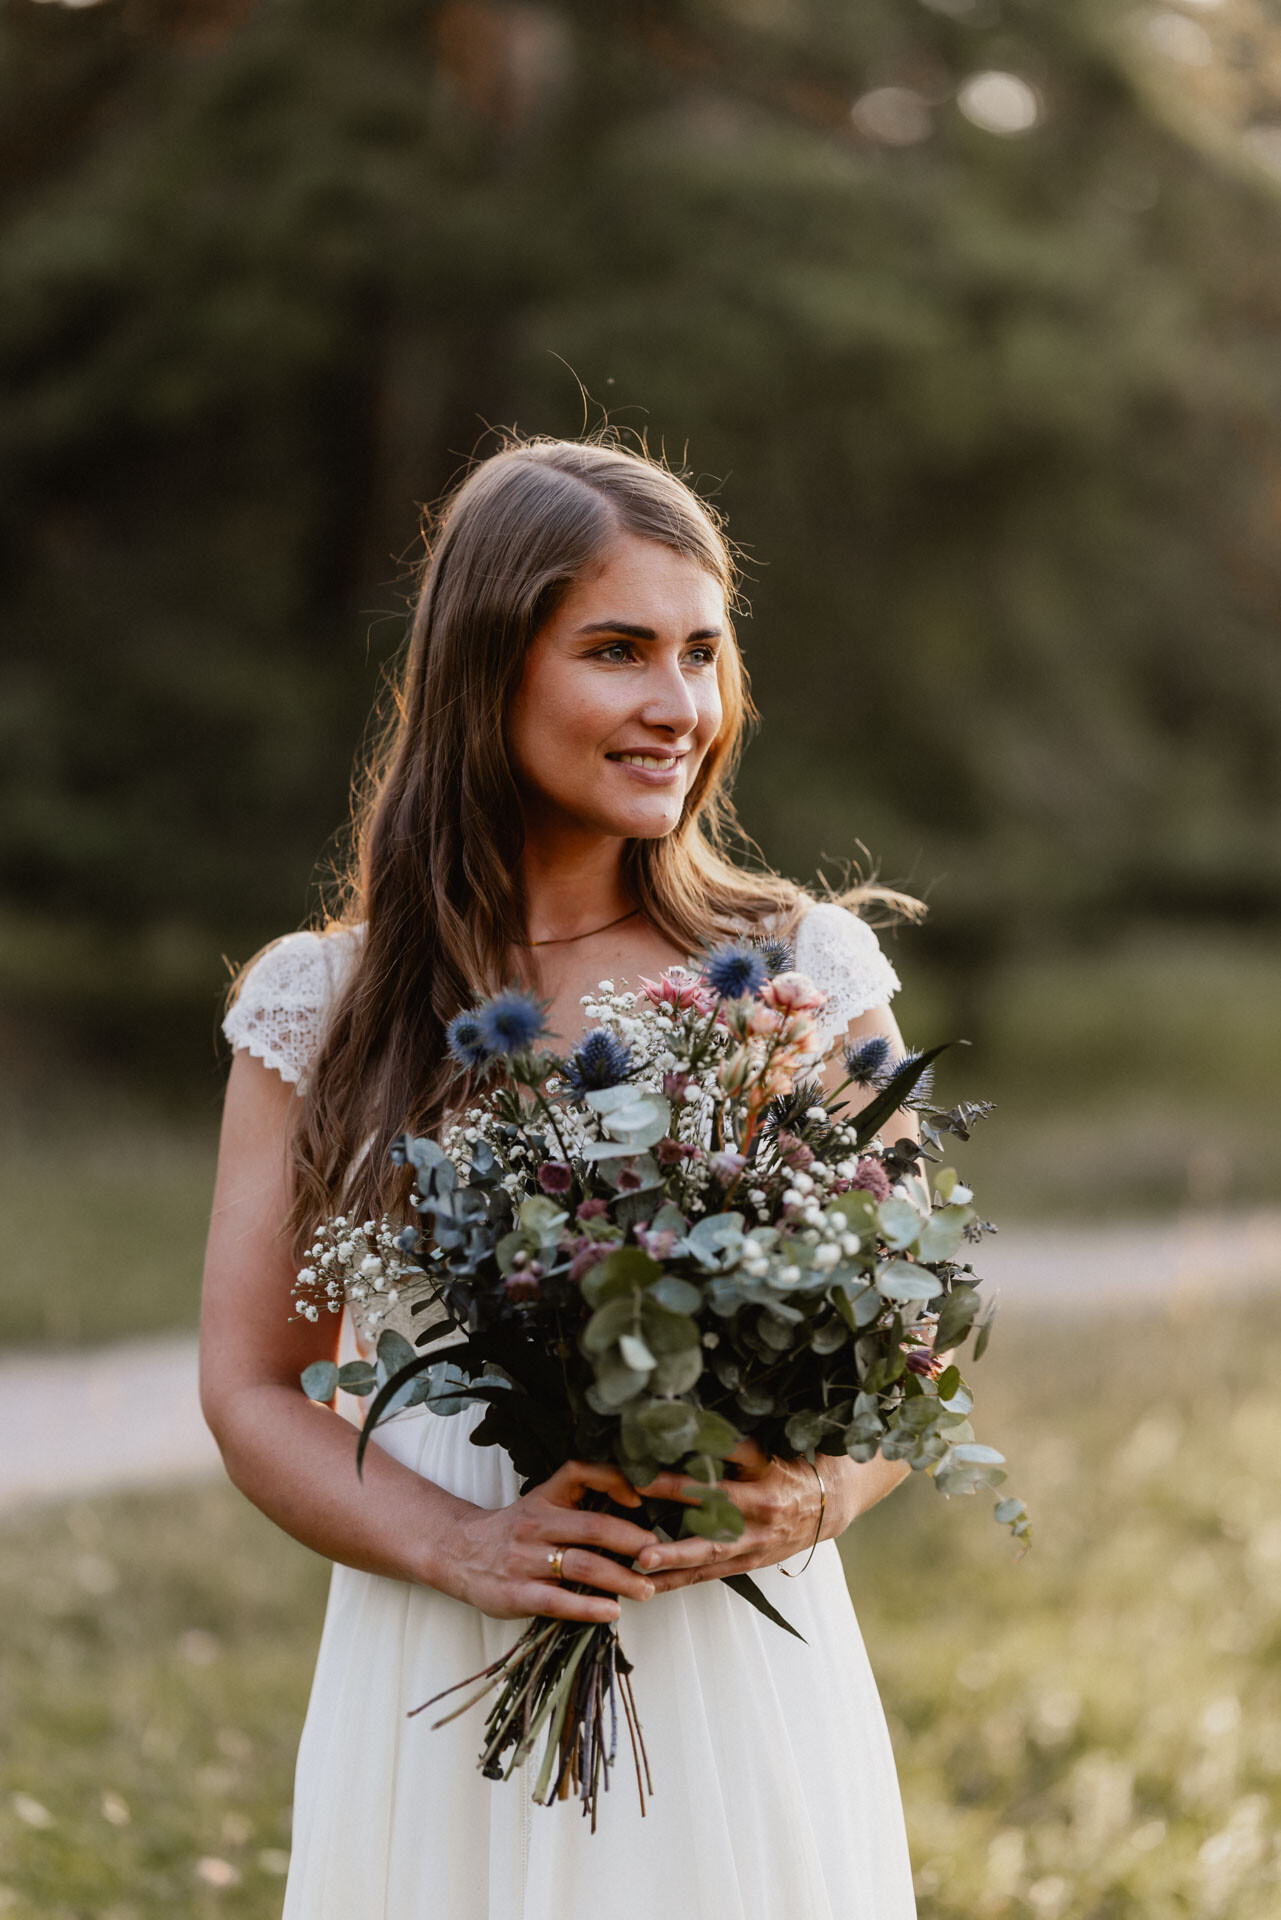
296,936,1026,1825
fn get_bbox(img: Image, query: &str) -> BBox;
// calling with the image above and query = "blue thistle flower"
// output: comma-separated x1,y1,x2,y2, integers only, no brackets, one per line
893,1050,937,1107
703,943,767,1001
565,1028,632,1096
477,991,545,1057
843,1034,892,1086
752,934,795,976
445,1009,491,1070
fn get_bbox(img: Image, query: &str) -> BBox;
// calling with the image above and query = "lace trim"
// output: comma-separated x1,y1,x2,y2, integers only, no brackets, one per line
793,901,902,1041
221,927,364,1090
222,907,899,1087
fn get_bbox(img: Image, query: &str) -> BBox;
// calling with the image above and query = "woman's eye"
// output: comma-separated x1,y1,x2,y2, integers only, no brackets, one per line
596,642,636,663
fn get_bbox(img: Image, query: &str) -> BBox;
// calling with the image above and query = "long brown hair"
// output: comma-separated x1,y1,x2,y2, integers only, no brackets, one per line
223,429,924,1256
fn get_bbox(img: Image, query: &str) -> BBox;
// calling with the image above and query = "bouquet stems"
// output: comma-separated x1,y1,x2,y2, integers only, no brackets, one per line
410,1615,652,1830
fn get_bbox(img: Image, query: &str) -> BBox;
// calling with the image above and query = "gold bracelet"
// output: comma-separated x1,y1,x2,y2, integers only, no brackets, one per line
780,1457,826,1578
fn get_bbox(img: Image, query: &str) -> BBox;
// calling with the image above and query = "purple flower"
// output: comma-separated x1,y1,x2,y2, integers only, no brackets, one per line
843,1034,892,1087
569,1239,612,1283
478,991,544,1056
576,1196,610,1222
703,943,768,1002
850,1157,891,1202
708,1149,746,1184
445,1009,491,1070
775,1130,813,1171
615,1163,645,1193
565,1028,632,1095
537,1160,574,1196
656,1137,698,1167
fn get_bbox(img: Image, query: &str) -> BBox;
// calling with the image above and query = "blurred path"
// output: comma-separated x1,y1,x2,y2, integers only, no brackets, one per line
0,1330,222,1514
1,1209,1278,1514
981,1205,1281,1312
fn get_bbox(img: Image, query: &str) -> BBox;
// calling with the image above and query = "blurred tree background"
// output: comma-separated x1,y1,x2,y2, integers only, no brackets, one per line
2,0,1278,1210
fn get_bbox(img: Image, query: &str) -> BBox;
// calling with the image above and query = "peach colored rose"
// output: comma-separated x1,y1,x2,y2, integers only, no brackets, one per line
760,970,827,1015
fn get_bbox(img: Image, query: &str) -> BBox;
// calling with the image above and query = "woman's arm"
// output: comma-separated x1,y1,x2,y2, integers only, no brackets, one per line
199,1051,662,1621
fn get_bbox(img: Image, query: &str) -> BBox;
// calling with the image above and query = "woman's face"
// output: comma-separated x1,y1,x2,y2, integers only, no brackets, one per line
507,532,727,844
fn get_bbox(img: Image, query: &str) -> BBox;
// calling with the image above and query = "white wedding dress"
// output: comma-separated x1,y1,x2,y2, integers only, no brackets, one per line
221,902,918,1920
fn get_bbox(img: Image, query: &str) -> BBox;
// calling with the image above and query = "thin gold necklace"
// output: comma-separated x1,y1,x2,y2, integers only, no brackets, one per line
520,907,642,949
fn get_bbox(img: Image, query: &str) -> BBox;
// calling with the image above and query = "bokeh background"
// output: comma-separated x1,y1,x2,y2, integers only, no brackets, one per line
2,1,1279,1915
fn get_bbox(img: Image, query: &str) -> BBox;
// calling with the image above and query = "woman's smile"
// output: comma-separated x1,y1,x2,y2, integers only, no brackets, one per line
507,532,725,841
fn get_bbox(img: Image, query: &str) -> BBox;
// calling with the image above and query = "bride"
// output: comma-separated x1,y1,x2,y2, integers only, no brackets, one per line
201,433,924,1918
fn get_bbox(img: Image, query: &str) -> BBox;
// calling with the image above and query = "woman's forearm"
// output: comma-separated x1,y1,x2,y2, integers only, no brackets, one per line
207,1383,474,1592
825,1452,912,1537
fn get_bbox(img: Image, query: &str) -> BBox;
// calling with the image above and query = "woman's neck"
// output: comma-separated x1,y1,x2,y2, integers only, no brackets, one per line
518,830,635,945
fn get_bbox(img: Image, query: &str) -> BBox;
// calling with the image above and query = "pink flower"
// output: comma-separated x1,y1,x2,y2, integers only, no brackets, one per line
615,1163,645,1193
537,1160,573,1196
656,1137,699,1167
745,1002,784,1038
776,1131,813,1171
779,1011,823,1057
760,971,827,1015
576,1197,610,1222
637,1227,679,1260
850,1157,891,1202
568,1239,612,1283
708,1149,747,1184
639,968,715,1013
903,1338,944,1379
504,1270,542,1303
662,1070,690,1100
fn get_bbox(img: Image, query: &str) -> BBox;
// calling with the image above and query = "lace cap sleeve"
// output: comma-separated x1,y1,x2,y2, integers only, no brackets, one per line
221,926,362,1089
794,901,902,1042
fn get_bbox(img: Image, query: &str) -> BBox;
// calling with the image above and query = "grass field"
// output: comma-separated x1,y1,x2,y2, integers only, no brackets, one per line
3,1297,1279,1918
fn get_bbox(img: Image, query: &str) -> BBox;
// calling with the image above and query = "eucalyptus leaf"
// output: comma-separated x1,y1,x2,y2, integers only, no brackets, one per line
915,1204,974,1265
876,1260,937,1303
785,1409,829,1451
619,1332,657,1373
300,1361,339,1402
649,1275,702,1315
934,1283,982,1349
690,1408,742,1456
651,1346,704,1394
877,1196,925,1251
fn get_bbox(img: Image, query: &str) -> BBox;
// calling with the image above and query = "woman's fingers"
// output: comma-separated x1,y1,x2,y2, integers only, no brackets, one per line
547,1505,658,1561
634,1468,717,1505
645,1551,765,1594
511,1583,622,1625
636,1527,757,1575
546,1460,643,1508
725,1436,771,1479
552,1546,656,1603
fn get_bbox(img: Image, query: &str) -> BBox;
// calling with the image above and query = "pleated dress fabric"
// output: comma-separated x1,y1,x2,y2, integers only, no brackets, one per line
222,903,918,1918
282,1397,917,1920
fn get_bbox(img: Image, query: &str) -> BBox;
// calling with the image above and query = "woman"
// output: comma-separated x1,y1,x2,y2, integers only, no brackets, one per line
201,433,924,1918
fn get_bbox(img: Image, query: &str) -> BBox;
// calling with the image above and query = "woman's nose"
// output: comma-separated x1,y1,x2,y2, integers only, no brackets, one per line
638,656,701,735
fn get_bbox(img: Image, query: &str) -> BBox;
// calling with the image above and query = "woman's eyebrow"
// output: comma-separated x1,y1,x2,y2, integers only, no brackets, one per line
575,620,723,641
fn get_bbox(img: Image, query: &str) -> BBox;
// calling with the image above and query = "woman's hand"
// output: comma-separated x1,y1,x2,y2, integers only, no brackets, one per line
440,1459,680,1624
635,1441,906,1595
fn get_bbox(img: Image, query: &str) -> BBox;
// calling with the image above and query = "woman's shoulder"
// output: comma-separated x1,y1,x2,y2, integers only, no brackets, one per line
790,898,902,1037
221,921,366,1085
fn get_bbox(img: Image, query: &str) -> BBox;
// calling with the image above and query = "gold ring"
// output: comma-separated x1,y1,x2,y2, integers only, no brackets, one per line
547,1548,565,1581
